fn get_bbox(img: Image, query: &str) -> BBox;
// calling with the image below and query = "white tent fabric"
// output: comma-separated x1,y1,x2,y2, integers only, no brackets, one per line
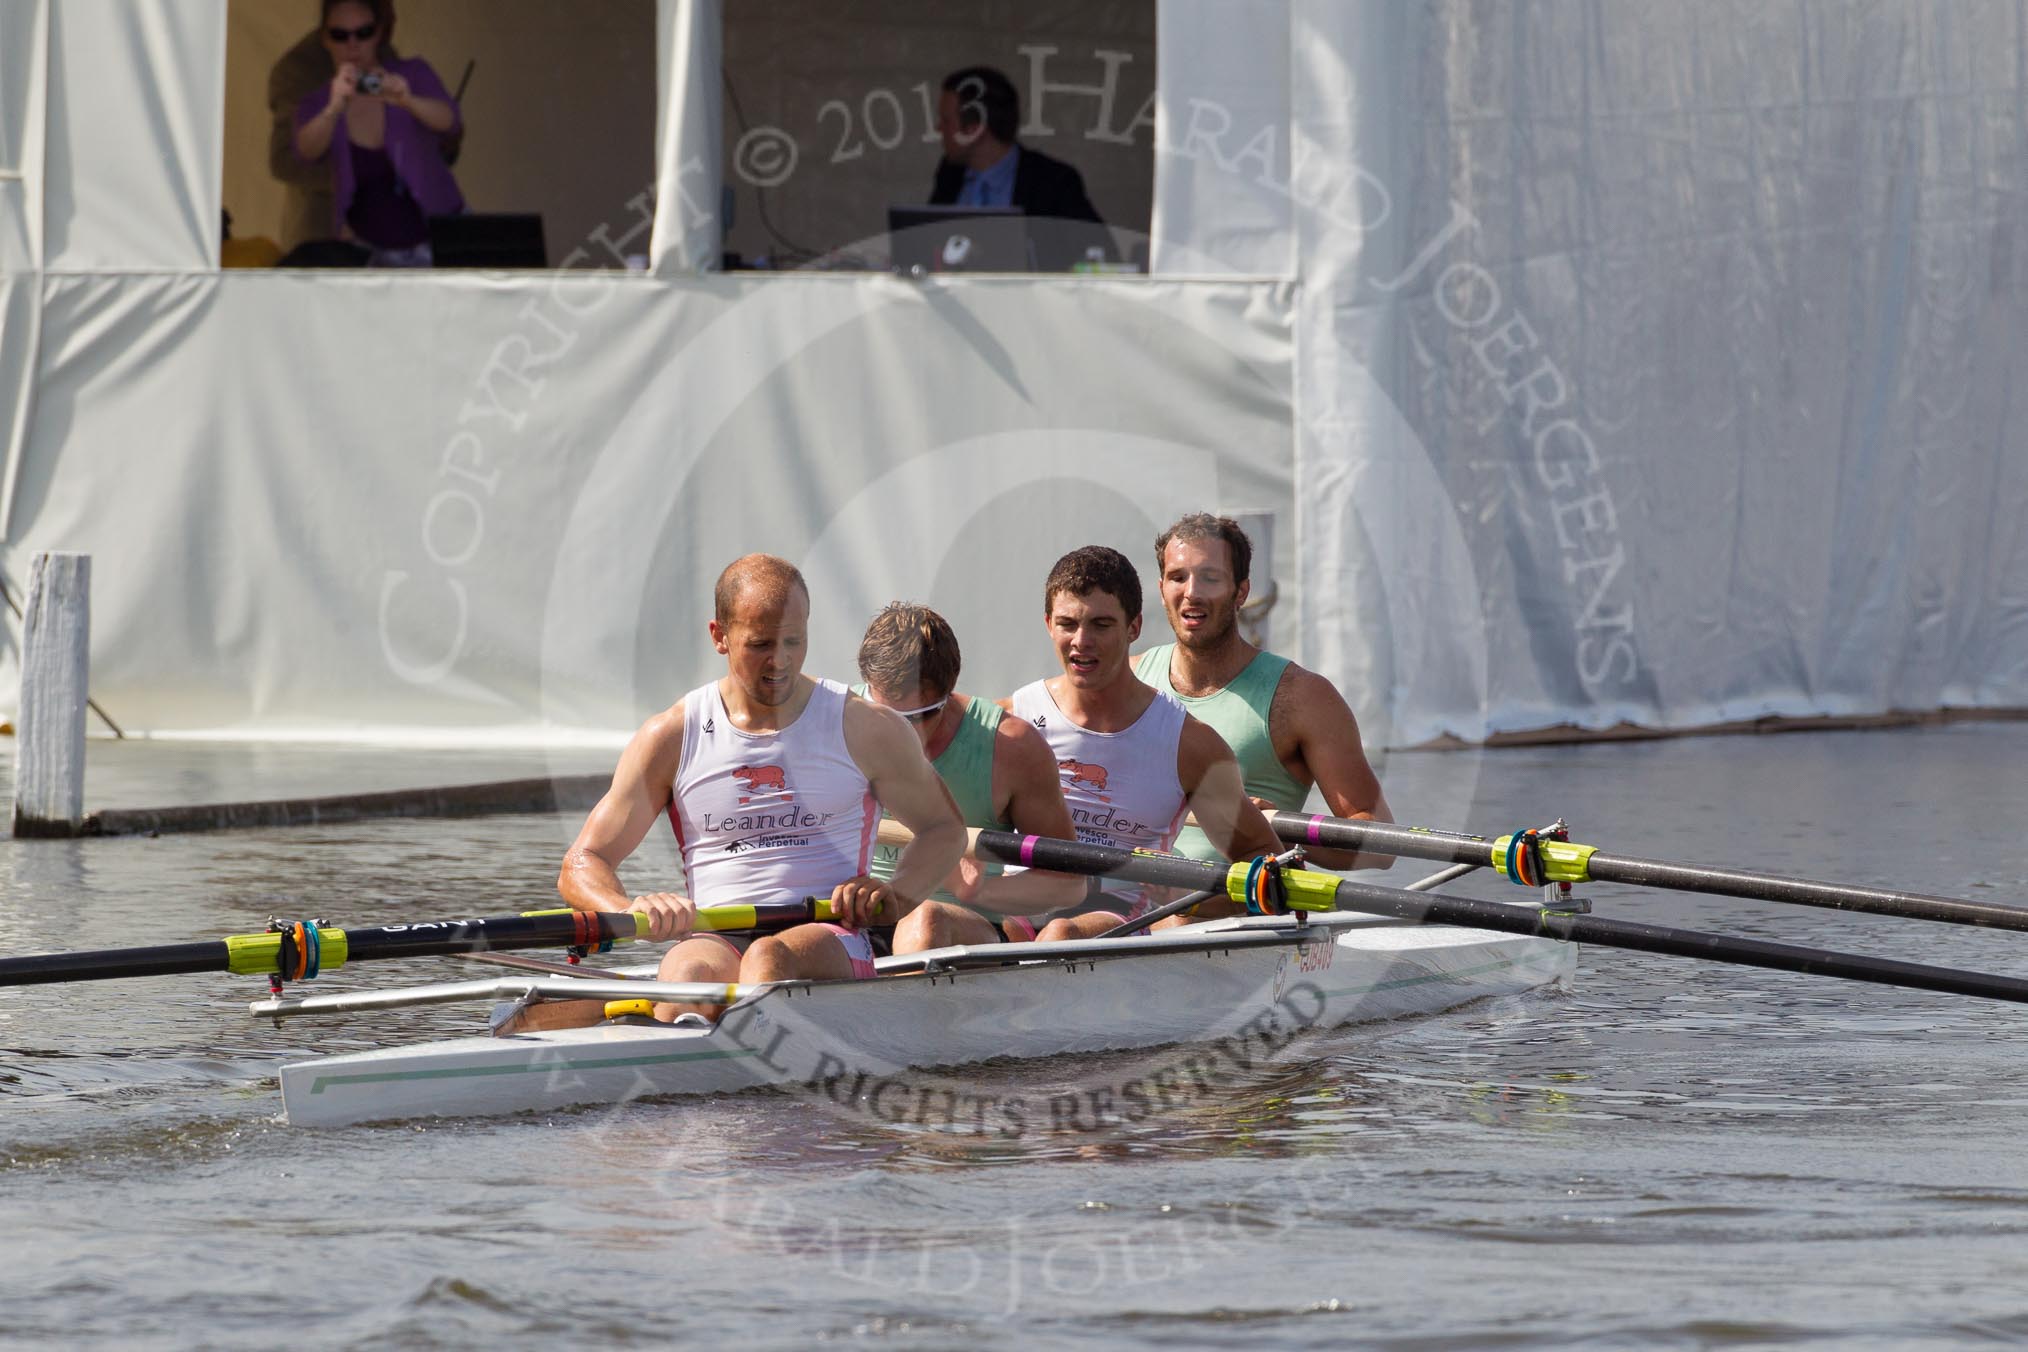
0,0,49,540
649,0,720,276
44,0,220,273
0,0,46,271
1,0,2024,746
1157,0,2028,742
1149,0,1291,279
12,270,1289,739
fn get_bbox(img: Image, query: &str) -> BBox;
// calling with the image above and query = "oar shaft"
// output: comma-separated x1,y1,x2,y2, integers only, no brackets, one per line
0,910,648,987
0,940,234,986
980,829,2028,1009
1581,852,2028,931
302,912,642,969
0,897,863,988
1317,877,2028,1006
1266,811,2028,934
974,830,1218,891
1265,811,1498,870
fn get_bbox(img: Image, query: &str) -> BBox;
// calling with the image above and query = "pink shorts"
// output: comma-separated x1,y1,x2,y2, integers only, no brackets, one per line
681,925,878,979
1000,910,1131,942
682,931,750,958
814,923,879,980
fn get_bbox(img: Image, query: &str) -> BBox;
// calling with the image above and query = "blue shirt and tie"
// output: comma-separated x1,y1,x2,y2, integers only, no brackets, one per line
956,145,1021,207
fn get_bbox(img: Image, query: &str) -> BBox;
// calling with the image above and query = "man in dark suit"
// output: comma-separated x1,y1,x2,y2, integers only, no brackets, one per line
929,66,1110,270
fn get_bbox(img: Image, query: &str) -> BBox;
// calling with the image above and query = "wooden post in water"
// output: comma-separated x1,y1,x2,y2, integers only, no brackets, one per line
14,552,90,839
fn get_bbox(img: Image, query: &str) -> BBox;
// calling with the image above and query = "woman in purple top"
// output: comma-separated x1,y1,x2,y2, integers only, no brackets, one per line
293,0,464,266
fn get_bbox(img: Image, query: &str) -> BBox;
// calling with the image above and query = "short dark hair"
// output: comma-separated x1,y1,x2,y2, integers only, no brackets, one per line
942,66,1021,146
1044,546,1142,621
858,603,962,699
1155,513,1253,585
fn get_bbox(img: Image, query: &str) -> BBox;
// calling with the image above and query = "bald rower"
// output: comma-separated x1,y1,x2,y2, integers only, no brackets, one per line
559,554,965,1019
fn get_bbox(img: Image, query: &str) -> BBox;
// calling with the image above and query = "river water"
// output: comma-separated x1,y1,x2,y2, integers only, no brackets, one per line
4,724,2028,1348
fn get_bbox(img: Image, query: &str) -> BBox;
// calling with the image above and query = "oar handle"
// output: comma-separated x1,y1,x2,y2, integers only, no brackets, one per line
682,899,862,930
567,897,885,940
0,909,650,987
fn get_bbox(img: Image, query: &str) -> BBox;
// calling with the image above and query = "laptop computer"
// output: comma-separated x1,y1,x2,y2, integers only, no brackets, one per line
888,205,1032,273
428,214,548,269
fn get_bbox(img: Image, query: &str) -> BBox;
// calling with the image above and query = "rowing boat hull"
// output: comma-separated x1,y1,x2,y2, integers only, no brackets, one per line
279,918,1572,1128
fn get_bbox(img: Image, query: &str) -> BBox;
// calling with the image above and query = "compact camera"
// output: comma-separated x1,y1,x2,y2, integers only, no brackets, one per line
358,70,385,96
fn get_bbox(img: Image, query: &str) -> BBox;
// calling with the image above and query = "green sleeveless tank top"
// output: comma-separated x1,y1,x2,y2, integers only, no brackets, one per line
1134,643,1306,862
855,689,1009,901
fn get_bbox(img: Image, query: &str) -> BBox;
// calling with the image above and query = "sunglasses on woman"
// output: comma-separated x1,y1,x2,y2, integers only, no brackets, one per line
327,21,378,42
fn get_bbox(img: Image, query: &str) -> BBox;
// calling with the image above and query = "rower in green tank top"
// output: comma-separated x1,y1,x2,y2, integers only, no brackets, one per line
1142,513,1396,871
857,684,1007,900
851,603,1086,953
1134,643,1304,862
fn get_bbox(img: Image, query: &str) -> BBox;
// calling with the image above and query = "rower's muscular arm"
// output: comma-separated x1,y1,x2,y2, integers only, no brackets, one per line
844,697,967,917
1177,717,1281,860
559,706,694,940
964,715,1085,916
1276,667,1394,871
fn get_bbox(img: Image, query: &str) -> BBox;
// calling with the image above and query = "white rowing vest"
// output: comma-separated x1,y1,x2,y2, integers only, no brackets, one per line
669,678,878,907
1008,679,1189,916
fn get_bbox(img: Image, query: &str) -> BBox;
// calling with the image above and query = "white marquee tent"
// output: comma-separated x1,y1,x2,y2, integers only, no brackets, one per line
0,0,2022,750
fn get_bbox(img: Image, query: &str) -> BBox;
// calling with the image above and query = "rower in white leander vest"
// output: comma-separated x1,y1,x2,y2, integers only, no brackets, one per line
1003,545,1281,941
850,602,1087,954
1135,513,1394,872
559,554,965,1021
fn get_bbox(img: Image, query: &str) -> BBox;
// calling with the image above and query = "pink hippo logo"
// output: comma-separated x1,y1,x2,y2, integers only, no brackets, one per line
733,765,790,803
1058,759,1111,802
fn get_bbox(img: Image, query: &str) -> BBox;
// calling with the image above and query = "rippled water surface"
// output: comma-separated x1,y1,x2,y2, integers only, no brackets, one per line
6,726,2028,1348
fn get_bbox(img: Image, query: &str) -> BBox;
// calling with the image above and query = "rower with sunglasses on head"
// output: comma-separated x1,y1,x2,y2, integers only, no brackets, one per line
290,0,464,266
854,604,1088,954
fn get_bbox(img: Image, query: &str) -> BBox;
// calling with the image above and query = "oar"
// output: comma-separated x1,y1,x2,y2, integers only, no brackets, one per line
0,899,863,987
1263,811,2028,933
456,951,633,979
1094,845,1313,939
971,830,2028,1008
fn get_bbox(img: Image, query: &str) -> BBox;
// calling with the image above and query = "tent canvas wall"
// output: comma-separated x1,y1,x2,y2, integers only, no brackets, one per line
0,0,2021,755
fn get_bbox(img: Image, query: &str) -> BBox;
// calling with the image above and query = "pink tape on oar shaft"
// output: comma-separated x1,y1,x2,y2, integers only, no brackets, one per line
1020,835,1039,866
1307,815,1325,845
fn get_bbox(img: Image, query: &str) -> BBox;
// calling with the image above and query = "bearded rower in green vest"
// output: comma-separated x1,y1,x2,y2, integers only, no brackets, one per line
853,603,1087,953
1134,513,1395,872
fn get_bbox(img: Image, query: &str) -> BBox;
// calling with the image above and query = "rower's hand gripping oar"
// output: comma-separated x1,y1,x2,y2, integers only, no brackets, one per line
0,898,869,988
